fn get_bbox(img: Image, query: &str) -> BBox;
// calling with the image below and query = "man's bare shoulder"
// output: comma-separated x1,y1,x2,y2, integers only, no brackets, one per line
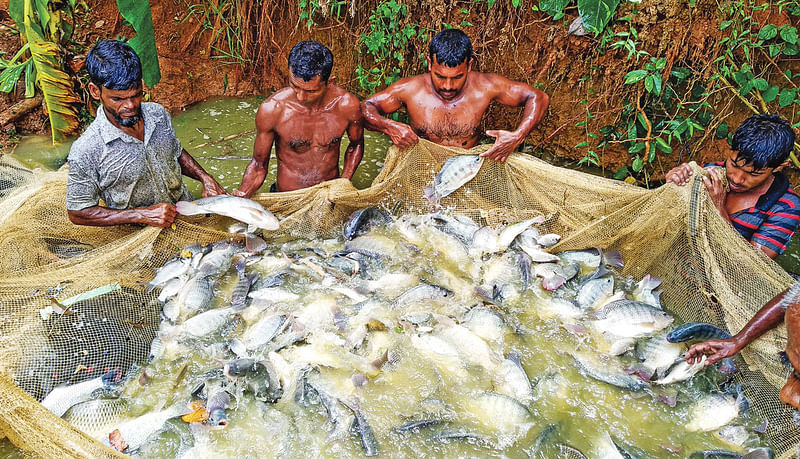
259,88,294,111
329,86,362,115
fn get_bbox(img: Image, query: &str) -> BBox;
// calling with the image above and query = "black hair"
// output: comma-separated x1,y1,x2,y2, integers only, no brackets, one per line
288,41,334,82
429,29,472,67
86,40,142,90
731,114,796,169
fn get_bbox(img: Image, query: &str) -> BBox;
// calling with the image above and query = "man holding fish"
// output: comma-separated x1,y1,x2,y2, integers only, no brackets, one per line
66,40,226,228
686,282,800,409
363,29,549,162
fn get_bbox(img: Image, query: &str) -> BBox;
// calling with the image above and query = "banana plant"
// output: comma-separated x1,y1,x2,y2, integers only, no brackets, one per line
2,0,161,143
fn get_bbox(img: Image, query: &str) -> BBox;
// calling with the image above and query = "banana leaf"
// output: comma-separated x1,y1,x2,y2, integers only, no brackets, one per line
28,40,80,143
116,0,161,88
0,44,32,94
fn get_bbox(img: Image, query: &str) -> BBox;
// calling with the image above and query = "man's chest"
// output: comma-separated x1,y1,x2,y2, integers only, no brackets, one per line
275,111,349,146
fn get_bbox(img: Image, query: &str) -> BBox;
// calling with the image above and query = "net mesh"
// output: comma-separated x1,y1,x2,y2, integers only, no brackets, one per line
0,139,796,458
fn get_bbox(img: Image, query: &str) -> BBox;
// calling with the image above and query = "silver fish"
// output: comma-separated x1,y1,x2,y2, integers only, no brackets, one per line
176,195,279,231
41,369,121,417
653,355,707,385
573,353,649,391
423,155,484,203
633,333,684,380
104,403,186,452
147,257,191,291
394,284,453,306
576,277,614,310
63,398,130,438
493,353,533,404
686,392,746,432
590,300,674,339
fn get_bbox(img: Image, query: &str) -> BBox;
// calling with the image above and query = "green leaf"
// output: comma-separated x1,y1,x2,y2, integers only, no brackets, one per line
781,26,798,44
512,0,521,7
631,156,643,172
779,88,797,107
720,20,733,30
9,0,26,38
0,62,27,93
763,84,779,102
759,24,778,40
488,0,497,7
614,166,629,180
769,44,782,57
655,137,672,153
628,142,645,154
574,141,589,148
753,78,768,91
539,0,570,17
715,122,728,139
652,74,662,94
577,0,621,35
623,69,647,84
785,43,799,55
644,74,654,93
27,40,81,143
116,0,161,88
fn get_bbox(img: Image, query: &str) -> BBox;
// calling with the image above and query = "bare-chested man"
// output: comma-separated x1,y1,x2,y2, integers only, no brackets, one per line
363,29,549,162
233,41,364,195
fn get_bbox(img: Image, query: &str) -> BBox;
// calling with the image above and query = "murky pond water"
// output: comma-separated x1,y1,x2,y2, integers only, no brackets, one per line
9,96,392,194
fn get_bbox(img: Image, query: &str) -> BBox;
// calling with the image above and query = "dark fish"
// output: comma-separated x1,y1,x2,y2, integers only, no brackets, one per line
224,359,282,403
342,401,379,457
432,429,488,445
230,256,258,309
667,322,732,343
517,252,532,290
395,419,442,433
557,444,589,459
344,206,391,240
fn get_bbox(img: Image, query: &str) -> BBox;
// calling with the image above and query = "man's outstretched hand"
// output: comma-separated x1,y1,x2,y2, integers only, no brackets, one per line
665,163,693,186
141,203,177,228
481,130,522,163
684,338,741,365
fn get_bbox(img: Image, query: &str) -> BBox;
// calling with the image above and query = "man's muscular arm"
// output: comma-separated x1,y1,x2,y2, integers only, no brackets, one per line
68,203,177,228
178,150,226,197
341,95,365,180
362,80,419,149
481,76,549,162
234,100,278,197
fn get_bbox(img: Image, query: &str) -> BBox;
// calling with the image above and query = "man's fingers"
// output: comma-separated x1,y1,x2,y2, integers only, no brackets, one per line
486,130,500,138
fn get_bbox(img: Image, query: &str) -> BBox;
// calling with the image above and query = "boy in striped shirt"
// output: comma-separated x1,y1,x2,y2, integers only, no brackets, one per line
665,114,800,259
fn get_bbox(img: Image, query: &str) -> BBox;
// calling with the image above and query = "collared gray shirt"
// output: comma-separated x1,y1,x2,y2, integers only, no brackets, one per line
66,102,192,211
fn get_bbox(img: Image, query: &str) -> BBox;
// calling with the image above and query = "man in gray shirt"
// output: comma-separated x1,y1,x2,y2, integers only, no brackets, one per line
66,40,225,228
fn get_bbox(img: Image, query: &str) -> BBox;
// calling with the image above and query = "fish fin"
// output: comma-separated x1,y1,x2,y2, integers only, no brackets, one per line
175,200,204,216
625,364,655,381
638,274,662,291
422,186,439,204
247,224,258,234
542,274,566,291
474,286,496,303
602,250,625,268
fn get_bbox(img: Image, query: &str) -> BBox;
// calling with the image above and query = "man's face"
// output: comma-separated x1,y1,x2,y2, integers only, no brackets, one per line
428,56,471,101
289,73,327,106
724,150,781,193
89,83,143,128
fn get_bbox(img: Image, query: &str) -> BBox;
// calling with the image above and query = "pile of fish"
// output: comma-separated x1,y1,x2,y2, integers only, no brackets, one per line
40,206,774,457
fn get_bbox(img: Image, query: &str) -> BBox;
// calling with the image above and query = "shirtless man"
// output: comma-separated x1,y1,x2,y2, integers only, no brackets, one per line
233,41,364,195
363,29,549,162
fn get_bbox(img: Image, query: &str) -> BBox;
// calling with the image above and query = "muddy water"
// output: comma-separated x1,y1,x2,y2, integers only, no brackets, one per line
8,97,392,193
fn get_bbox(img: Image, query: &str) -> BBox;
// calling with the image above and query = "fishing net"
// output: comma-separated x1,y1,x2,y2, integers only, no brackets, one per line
0,138,796,457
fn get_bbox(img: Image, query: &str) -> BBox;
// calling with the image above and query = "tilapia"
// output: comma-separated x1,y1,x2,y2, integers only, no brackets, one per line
176,195,280,231
633,333,684,380
653,355,708,385
344,206,391,240
423,155,484,203
41,369,121,417
685,392,747,432
590,300,674,339
147,257,191,291
576,277,614,310
493,353,533,404
394,283,453,306
573,353,649,391
667,322,732,343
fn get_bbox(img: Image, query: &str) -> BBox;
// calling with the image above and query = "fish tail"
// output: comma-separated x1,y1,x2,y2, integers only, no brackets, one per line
602,250,625,268
175,200,204,216
422,186,439,204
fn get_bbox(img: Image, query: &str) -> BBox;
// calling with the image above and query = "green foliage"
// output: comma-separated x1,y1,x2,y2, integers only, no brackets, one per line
540,0,570,19
577,0,621,35
298,0,348,28
356,0,426,94
183,0,249,66
116,0,161,88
